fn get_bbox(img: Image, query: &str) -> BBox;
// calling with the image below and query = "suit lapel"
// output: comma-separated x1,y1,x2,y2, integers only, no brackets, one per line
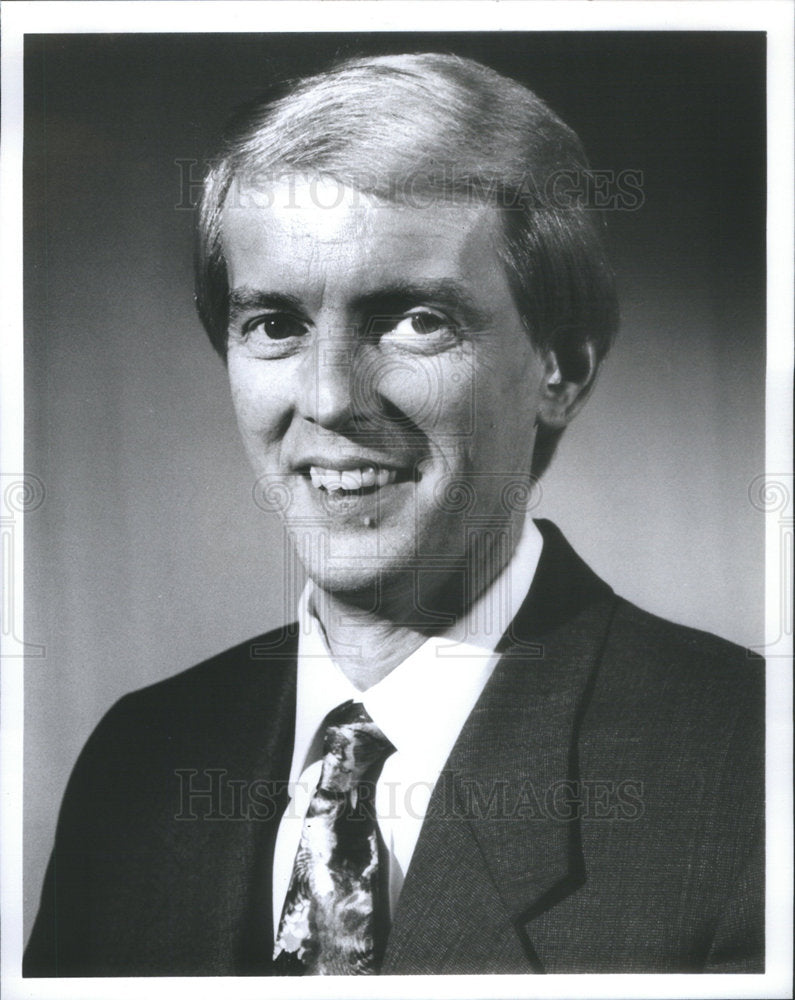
382,521,617,974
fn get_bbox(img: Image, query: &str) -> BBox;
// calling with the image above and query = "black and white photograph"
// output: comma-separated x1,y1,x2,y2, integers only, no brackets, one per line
1,2,792,997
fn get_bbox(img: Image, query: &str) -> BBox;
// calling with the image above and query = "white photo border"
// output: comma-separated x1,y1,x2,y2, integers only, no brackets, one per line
1,2,792,999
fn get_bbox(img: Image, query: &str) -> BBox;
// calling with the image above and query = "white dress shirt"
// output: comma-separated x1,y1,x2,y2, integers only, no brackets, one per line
272,516,543,939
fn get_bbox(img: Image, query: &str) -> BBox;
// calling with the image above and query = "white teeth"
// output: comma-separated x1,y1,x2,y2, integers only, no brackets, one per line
339,470,361,490
308,465,398,491
325,471,344,492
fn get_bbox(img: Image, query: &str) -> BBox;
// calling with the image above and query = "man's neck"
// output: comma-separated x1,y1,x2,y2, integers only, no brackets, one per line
310,521,527,690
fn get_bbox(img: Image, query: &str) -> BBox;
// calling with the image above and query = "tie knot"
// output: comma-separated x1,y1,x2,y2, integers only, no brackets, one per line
319,701,395,794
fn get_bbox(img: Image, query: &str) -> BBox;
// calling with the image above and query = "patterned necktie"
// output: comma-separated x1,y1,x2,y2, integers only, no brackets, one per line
274,700,396,975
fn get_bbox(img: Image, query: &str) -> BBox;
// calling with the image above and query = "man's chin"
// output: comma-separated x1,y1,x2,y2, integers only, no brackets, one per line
296,532,473,623
299,556,406,602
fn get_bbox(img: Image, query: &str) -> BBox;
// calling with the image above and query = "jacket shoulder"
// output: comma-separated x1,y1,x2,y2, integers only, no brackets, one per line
103,623,298,723
68,623,299,788
592,596,763,760
607,597,762,681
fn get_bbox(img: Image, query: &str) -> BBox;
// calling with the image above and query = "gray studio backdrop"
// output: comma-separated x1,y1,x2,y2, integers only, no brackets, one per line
24,33,766,939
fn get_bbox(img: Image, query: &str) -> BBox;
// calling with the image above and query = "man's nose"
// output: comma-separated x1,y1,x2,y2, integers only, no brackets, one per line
297,330,360,431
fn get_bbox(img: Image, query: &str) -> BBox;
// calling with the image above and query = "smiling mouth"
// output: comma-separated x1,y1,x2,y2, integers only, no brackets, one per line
305,464,417,493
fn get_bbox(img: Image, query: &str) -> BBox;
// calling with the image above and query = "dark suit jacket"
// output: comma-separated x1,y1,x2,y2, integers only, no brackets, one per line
24,520,764,976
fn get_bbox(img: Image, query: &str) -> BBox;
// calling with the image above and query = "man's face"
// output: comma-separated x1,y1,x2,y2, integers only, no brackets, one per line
222,176,547,598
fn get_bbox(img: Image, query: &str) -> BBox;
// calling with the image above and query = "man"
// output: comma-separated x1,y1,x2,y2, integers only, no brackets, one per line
24,52,763,976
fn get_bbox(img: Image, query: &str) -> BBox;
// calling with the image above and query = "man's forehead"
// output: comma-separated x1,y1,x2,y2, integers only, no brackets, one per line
219,176,519,325
220,175,505,286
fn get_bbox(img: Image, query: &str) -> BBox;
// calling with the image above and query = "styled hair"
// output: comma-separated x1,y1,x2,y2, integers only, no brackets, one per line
195,52,619,476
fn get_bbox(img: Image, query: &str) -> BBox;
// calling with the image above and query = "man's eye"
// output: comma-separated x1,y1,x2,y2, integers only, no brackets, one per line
245,314,306,341
384,311,457,344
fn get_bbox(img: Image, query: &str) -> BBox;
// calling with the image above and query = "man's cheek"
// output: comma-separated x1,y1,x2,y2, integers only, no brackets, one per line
234,387,288,439
412,380,478,450
368,357,450,428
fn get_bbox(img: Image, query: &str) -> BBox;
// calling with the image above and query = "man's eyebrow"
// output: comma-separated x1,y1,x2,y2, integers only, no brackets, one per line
354,280,488,322
227,280,491,326
228,288,304,323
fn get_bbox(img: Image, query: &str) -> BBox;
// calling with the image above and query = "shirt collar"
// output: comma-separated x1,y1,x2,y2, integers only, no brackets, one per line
290,516,543,786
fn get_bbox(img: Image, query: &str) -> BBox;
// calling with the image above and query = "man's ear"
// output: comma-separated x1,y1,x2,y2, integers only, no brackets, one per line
535,342,598,429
